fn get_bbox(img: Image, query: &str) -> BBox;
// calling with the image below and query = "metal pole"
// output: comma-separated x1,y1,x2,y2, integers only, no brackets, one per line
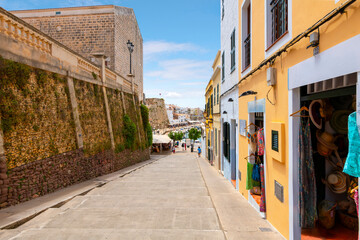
130,52,132,75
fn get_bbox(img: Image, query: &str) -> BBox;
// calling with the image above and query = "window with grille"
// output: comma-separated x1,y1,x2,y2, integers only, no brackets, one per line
270,0,288,44
230,29,236,72
243,3,251,70
222,51,225,81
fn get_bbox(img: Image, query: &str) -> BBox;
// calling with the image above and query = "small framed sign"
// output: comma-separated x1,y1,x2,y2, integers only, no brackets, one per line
239,119,246,137
271,130,279,152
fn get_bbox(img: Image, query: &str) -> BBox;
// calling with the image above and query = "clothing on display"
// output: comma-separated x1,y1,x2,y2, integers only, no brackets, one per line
299,117,318,229
257,128,265,156
343,112,360,177
260,164,266,212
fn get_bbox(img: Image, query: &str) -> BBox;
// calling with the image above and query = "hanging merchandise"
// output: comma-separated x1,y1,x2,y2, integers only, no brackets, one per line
252,157,261,182
257,128,265,156
322,170,347,194
309,100,324,129
330,95,353,110
354,189,359,216
250,186,261,195
260,164,266,212
252,163,260,182
343,112,360,177
318,200,337,230
299,117,318,229
316,131,338,157
347,178,358,200
246,162,254,190
247,132,257,153
330,110,352,134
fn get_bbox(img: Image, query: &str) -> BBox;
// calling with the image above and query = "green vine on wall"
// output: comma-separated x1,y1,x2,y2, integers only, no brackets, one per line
0,56,31,133
123,114,137,150
140,104,152,147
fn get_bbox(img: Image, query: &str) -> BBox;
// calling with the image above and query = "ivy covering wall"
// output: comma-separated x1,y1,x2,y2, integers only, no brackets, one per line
0,57,76,169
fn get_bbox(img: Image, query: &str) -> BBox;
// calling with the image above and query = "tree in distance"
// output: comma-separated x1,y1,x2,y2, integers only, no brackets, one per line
188,128,201,142
168,131,184,144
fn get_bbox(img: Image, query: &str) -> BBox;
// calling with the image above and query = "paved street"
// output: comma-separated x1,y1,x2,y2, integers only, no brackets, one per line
0,151,283,240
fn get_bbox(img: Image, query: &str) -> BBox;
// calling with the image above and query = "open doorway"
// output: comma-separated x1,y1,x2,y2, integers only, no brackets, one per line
293,73,359,240
247,110,266,218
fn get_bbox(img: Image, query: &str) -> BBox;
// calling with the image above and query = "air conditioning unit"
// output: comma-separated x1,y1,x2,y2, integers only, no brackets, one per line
267,67,277,86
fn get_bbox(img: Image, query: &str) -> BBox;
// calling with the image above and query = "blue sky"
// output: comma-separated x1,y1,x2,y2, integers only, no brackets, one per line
0,0,220,109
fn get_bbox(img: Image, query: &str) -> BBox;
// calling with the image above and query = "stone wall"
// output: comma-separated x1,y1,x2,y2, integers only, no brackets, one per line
0,58,150,208
5,148,149,206
146,98,170,130
13,5,144,101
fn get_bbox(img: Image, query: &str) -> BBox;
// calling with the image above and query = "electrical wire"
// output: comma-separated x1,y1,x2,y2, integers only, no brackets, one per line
220,0,357,98
266,86,275,106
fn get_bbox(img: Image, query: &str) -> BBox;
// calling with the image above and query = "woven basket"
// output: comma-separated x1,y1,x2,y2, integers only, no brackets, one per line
338,210,358,230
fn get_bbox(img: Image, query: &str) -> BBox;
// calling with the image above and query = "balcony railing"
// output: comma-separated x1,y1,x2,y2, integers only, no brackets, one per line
244,34,251,69
271,0,288,44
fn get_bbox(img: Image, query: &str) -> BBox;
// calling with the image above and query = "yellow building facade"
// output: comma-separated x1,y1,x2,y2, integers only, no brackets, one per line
212,51,222,170
237,0,360,239
204,76,213,162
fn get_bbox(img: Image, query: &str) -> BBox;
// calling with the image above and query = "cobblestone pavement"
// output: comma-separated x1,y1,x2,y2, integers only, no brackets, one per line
0,151,284,240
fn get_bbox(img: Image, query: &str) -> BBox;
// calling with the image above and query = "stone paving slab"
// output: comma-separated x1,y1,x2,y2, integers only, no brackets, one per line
1,229,225,240
61,195,213,209
0,152,285,240
42,208,220,230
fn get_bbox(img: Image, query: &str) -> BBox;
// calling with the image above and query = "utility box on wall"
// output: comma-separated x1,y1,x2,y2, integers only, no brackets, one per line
267,67,277,86
270,122,285,163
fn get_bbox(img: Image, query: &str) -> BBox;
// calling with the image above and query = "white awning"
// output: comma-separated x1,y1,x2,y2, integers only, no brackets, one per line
152,135,172,144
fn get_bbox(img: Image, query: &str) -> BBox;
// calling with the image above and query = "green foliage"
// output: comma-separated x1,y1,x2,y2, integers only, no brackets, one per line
168,131,184,142
32,124,40,131
115,143,125,153
0,56,31,91
188,128,201,141
0,57,33,133
123,114,137,150
35,69,47,87
92,72,97,80
146,123,153,147
140,104,149,130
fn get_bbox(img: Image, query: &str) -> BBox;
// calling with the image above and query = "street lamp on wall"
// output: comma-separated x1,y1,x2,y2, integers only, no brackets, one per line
127,40,134,74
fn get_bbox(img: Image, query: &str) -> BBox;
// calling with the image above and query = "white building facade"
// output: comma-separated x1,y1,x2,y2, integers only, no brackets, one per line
220,0,239,189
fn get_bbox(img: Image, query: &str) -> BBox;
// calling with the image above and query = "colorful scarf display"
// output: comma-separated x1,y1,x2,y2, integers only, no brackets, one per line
299,118,318,228
260,164,266,212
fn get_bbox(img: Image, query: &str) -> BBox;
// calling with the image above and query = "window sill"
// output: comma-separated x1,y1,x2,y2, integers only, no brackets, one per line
230,67,236,74
241,65,251,74
265,31,289,52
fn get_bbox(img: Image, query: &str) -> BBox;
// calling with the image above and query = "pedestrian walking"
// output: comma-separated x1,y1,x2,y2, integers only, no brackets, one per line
181,143,184,151
172,146,176,154
197,146,201,157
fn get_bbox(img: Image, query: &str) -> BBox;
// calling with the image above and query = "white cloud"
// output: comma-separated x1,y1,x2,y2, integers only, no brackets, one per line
144,41,203,60
146,59,212,82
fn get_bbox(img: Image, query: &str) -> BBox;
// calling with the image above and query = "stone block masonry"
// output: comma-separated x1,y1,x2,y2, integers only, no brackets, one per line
12,5,144,101
0,60,149,208
146,98,170,129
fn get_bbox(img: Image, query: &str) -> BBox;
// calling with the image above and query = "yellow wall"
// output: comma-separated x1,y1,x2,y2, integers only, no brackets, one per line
238,1,360,239
213,50,221,169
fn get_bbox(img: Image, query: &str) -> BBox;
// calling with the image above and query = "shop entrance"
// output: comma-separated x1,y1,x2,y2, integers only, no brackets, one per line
294,74,359,240
247,111,266,218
